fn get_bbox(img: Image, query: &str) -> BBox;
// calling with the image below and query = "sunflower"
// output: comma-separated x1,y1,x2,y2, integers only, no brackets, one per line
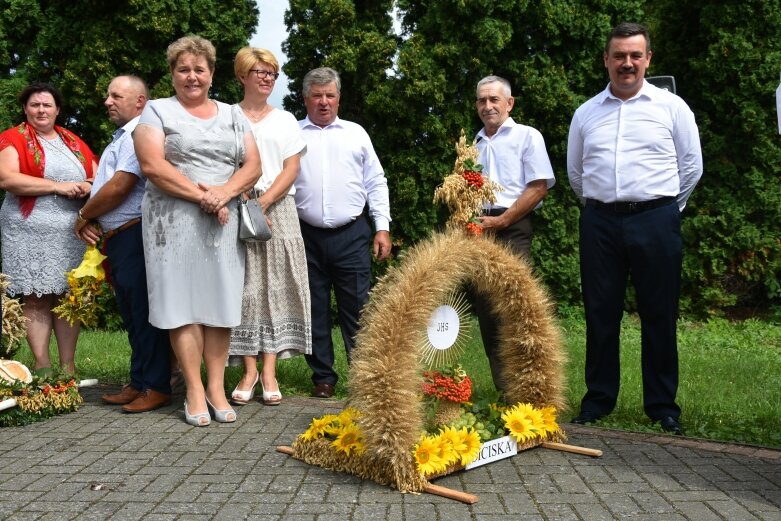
453,427,481,466
299,414,339,441
502,403,541,444
331,423,366,456
539,406,561,438
414,435,447,476
337,407,361,425
432,432,457,467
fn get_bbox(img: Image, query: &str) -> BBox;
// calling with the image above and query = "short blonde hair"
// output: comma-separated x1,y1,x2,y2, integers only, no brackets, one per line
234,47,279,80
166,35,217,72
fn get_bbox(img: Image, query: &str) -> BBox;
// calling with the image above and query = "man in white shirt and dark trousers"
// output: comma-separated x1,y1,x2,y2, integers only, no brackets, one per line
567,23,702,435
473,75,555,395
75,76,172,412
294,67,392,399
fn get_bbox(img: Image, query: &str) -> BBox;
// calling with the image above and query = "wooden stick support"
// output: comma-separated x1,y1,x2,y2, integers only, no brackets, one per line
424,483,479,504
541,441,603,457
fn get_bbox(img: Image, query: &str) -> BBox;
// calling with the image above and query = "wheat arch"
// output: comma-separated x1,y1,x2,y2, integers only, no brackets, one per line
291,231,566,492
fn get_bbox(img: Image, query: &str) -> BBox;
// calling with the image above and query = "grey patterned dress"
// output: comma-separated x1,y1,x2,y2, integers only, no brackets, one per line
0,136,87,296
137,97,248,329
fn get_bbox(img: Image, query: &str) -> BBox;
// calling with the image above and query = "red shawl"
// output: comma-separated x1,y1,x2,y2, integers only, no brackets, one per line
0,122,96,218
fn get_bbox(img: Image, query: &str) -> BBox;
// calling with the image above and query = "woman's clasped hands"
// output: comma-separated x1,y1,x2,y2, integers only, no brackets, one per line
55,180,91,199
198,182,230,225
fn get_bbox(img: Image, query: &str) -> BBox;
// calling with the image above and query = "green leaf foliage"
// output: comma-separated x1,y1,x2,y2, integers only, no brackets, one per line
649,0,781,314
284,0,779,315
0,0,259,150
285,0,645,304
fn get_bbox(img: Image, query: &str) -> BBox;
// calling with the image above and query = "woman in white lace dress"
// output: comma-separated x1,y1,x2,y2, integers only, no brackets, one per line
228,48,311,406
0,82,97,375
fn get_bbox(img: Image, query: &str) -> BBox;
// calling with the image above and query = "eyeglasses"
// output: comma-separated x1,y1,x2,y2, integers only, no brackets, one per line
249,69,279,80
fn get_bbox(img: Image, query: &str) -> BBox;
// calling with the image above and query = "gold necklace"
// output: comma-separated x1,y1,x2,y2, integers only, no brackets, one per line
240,103,271,122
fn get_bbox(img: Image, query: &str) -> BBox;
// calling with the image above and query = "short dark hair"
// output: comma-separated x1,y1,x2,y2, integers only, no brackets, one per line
18,82,63,124
19,82,63,109
605,22,651,53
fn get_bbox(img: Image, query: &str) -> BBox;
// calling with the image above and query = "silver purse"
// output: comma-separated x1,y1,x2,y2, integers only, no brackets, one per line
232,106,271,243
239,189,272,242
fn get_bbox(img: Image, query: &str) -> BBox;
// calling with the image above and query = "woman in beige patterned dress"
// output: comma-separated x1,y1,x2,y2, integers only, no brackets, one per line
228,47,311,406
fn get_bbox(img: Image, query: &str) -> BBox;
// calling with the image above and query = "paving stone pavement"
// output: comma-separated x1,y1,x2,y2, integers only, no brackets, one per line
0,385,779,521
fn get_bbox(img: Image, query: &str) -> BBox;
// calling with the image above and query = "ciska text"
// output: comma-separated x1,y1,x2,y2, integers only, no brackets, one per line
465,435,518,469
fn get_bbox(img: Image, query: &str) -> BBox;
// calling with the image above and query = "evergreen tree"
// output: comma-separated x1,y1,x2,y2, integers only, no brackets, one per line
649,0,781,313
281,0,397,128
0,0,259,149
367,0,645,304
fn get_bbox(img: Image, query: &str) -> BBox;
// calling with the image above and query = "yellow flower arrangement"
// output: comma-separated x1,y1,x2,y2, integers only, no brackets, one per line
502,403,545,444
0,376,83,427
331,422,366,456
299,414,339,441
539,406,561,437
299,408,367,456
52,245,109,327
337,406,361,425
439,425,481,467
1,273,27,359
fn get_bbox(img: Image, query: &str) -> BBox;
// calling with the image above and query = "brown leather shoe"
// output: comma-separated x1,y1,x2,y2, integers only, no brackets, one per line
122,389,172,413
312,383,335,399
102,385,142,405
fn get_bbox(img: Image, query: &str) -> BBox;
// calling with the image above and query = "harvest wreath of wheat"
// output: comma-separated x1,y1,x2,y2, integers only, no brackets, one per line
277,231,601,503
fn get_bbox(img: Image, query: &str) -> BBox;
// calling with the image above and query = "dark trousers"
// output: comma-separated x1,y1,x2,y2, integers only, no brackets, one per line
300,215,371,386
104,222,171,394
579,201,682,421
471,214,533,395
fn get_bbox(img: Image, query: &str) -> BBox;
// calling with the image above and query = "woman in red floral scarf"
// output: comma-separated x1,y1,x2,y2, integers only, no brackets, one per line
0,82,97,375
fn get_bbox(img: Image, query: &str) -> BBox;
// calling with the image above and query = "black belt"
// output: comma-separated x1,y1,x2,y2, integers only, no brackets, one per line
483,208,508,217
586,196,675,214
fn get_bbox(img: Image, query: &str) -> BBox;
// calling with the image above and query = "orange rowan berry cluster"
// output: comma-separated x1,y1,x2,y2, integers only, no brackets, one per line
422,371,472,403
465,222,483,236
462,170,484,189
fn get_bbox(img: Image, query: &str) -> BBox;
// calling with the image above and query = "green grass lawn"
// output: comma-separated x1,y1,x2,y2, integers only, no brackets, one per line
12,309,781,448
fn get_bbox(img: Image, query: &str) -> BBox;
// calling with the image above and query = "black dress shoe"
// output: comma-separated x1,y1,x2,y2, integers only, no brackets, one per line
312,383,335,399
570,411,605,425
659,416,683,435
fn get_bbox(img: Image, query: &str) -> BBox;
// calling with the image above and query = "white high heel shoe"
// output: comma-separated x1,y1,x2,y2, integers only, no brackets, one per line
230,374,258,405
260,379,282,406
184,401,210,427
206,397,237,423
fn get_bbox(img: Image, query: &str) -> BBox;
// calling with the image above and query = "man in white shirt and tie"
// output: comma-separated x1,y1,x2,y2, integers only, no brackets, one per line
473,75,556,395
567,22,703,435
294,67,392,399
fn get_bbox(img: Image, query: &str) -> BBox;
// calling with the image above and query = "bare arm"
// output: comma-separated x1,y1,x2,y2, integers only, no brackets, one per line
75,171,139,236
198,132,262,213
478,179,548,231
258,152,301,209
133,124,204,203
0,146,88,199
